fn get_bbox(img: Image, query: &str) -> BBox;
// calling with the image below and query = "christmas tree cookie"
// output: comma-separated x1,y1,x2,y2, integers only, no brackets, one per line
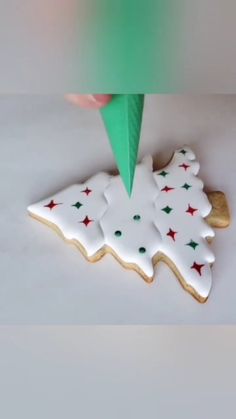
28,147,230,303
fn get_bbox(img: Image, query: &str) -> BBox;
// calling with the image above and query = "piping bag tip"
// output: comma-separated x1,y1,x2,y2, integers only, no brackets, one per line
100,94,144,197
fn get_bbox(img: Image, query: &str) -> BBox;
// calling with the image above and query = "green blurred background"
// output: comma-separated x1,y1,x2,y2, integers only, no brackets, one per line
0,0,235,92
75,0,181,92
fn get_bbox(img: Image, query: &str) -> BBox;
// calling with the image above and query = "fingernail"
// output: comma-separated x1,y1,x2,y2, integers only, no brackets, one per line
89,95,112,106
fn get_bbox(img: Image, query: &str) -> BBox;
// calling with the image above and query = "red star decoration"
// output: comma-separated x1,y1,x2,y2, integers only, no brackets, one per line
161,186,175,193
81,187,92,196
44,200,62,210
179,163,190,171
186,204,198,216
191,262,204,276
166,228,177,241
80,216,93,227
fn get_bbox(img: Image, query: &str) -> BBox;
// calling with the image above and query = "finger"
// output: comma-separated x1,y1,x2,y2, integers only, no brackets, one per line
66,94,112,109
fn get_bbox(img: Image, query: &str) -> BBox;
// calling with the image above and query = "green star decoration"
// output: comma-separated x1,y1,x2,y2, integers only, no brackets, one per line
182,183,192,190
186,240,199,250
162,206,173,214
158,170,169,178
72,201,83,210
179,149,187,155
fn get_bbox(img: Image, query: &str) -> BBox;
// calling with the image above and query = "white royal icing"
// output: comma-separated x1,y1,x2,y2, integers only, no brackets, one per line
28,146,215,300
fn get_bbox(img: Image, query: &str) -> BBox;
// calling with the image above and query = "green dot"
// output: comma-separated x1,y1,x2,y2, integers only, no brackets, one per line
158,170,169,177
133,214,141,221
115,230,122,237
162,205,173,214
139,247,146,254
72,201,83,209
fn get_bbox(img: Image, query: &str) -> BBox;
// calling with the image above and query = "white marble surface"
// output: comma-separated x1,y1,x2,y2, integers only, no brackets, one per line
0,95,235,324
0,326,235,419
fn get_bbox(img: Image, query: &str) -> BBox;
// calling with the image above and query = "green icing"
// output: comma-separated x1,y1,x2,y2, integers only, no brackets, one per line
72,202,83,209
182,183,191,190
162,206,173,214
158,170,169,177
186,240,199,250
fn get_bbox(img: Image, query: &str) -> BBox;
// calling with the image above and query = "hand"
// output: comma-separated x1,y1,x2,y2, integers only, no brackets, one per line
66,94,112,109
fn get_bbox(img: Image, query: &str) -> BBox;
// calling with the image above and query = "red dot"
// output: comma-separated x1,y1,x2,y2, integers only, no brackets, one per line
186,205,198,216
191,262,204,276
166,228,177,241
44,200,62,210
80,216,93,227
81,187,92,196
179,163,190,171
161,186,175,193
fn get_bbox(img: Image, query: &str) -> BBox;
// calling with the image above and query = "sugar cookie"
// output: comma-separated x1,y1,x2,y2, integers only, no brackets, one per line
28,147,230,302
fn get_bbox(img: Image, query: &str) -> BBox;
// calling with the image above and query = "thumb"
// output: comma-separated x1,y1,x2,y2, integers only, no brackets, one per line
66,94,112,109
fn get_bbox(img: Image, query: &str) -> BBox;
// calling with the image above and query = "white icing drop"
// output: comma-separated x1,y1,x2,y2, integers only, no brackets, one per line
28,146,215,300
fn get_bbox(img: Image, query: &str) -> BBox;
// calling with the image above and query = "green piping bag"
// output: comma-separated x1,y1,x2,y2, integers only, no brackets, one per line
100,94,144,196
